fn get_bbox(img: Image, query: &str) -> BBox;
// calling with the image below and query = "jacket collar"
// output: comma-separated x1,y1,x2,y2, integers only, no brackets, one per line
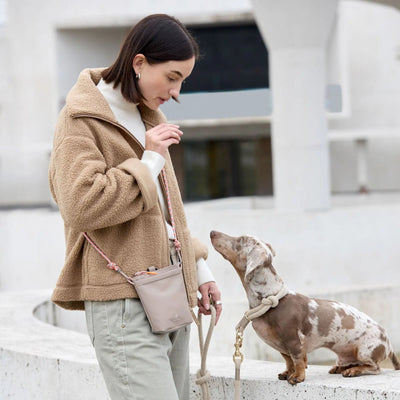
66,68,166,128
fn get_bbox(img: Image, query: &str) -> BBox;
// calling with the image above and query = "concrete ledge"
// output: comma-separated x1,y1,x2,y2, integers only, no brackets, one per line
0,290,107,400
190,354,400,400
1,290,400,399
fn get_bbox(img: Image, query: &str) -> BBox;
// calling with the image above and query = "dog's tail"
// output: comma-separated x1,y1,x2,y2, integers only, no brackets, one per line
389,352,400,370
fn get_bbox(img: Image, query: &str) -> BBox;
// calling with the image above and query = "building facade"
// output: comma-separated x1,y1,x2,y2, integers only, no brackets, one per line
0,0,399,207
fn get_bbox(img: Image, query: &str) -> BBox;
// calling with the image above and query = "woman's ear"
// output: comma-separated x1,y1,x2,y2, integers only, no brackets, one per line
132,54,146,76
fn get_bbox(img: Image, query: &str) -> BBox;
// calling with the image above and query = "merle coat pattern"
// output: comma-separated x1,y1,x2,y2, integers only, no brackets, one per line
210,230,400,385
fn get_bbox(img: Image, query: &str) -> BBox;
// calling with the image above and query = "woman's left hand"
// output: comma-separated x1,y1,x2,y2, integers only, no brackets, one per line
198,281,222,325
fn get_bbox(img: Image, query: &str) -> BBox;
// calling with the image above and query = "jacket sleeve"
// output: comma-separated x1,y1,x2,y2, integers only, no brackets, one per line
196,257,215,285
49,118,159,231
191,236,208,261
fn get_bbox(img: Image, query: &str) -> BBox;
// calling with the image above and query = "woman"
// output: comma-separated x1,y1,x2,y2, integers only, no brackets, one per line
49,14,222,400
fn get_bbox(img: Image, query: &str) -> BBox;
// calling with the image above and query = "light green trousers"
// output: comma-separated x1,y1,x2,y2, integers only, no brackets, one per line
84,298,190,400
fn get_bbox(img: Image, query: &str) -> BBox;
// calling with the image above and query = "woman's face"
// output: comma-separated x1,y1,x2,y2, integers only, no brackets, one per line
134,55,195,110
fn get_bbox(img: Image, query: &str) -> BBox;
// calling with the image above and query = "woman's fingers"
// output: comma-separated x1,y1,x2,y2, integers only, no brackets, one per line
198,282,222,325
145,123,183,156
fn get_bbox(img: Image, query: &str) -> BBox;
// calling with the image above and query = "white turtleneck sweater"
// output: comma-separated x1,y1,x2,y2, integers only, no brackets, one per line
97,78,214,286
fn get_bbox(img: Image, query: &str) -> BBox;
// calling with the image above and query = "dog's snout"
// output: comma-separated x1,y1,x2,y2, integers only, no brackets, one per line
210,231,217,239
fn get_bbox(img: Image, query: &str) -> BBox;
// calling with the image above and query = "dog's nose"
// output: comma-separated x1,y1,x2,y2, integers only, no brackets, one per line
210,231,216,238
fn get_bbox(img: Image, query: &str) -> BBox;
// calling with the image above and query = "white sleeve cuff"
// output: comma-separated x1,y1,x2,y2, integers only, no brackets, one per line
141,150,165,181
196,257,215,287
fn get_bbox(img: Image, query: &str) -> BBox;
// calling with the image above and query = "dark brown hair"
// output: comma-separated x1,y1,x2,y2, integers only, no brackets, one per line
102,14,199,104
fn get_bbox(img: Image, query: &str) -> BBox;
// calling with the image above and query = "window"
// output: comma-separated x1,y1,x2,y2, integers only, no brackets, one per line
168,23,272,201
171,137,273,201
183,23,269,93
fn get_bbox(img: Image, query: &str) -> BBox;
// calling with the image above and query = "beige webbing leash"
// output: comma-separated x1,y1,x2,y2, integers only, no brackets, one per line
233,285,289,400
196,304,216,400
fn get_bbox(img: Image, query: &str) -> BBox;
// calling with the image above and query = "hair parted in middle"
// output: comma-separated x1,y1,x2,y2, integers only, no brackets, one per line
101,14,199,104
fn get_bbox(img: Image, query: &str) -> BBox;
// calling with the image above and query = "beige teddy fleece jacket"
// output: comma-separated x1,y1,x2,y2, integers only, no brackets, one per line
49,68,207,310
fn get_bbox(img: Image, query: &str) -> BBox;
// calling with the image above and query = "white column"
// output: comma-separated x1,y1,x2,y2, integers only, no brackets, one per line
251,0,339,211
0,1,57,206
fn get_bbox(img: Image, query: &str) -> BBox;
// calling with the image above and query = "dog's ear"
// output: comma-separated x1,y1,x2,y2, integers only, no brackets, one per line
244,243,275,283
264,242,276,257
244,246,270,283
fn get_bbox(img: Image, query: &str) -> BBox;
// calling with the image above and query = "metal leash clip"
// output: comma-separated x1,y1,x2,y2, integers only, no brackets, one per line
233,328,244,400
233,329,244,363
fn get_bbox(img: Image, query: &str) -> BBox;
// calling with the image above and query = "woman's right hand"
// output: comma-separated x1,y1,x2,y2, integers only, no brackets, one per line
145,123,183,157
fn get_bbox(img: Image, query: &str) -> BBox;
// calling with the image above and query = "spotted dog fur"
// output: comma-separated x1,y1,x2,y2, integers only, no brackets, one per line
210,230,400,385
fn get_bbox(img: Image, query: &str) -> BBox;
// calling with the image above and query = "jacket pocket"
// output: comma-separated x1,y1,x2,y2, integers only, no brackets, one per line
85,241,127,287
84,214,169,287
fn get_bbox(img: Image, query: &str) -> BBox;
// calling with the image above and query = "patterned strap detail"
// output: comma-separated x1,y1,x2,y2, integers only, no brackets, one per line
82,232,119,271
161,168,181,253
83,232,138,284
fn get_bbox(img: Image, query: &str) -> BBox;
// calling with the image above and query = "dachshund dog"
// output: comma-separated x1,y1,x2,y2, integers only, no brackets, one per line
210,230,400,385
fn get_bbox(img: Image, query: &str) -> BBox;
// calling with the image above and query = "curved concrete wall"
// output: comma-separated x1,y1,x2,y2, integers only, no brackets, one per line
1,194,400,363
36,284,400,364
1,290,400,400
1,193,399,293
0,291,107,400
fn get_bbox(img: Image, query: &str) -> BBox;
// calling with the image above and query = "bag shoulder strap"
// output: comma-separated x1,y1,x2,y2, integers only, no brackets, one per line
161,168,181,256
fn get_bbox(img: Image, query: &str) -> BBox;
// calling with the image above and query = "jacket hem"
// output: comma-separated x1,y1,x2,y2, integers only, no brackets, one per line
52,284,198,310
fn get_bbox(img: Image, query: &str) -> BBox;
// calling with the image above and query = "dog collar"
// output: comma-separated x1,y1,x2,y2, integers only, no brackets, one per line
235,285,289,333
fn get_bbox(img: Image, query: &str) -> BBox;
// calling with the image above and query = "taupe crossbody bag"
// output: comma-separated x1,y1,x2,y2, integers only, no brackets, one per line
83,168,193,333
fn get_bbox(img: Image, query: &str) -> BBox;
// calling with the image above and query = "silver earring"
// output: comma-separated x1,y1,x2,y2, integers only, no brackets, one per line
136,73,141,80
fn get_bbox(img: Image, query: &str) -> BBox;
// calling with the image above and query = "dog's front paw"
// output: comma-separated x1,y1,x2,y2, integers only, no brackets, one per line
287,372,305,385
278,371,289,380
342,367,362,377
329,365,344,374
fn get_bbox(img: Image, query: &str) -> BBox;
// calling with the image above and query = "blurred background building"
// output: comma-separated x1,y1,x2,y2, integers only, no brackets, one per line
0,0,399,208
